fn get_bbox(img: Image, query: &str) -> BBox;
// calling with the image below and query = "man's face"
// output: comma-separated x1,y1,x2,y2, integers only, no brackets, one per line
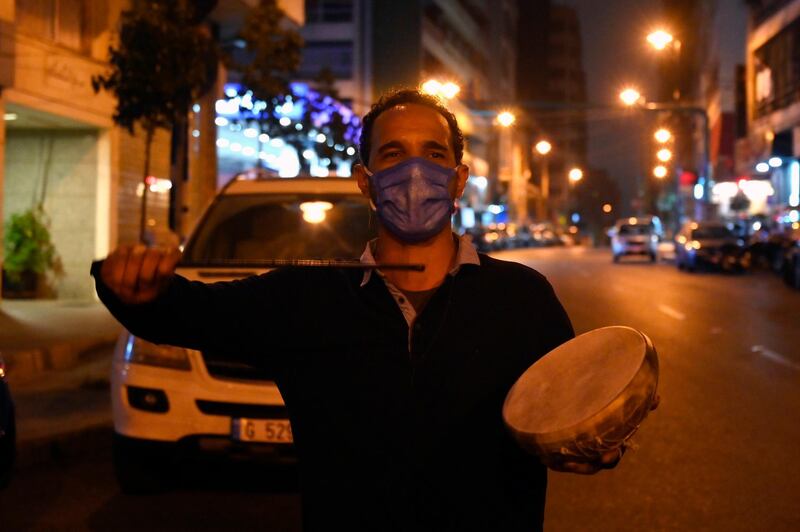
354,103,469,201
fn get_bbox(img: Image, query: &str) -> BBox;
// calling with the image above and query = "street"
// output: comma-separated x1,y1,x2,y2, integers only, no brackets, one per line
1,246,799,531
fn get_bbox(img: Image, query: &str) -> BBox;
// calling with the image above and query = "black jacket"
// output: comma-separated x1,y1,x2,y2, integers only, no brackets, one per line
92,253,574,531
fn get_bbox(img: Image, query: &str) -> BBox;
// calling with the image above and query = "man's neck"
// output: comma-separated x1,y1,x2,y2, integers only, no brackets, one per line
375,226,456,291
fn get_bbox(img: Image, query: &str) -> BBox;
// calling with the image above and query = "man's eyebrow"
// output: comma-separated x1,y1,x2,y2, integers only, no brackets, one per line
376,140,405,154
422,140,449,152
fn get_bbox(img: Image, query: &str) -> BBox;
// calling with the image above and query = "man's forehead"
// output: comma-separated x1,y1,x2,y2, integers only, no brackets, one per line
372,103,452,141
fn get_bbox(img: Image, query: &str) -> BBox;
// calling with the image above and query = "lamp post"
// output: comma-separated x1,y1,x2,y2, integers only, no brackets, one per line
619,88,711,225
534,140,552,221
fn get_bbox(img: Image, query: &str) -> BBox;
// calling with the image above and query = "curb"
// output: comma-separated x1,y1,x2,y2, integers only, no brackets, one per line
4,337,118,384
13,423,113,471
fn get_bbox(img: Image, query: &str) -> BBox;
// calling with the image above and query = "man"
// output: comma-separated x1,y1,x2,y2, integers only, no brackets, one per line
93,89,621,531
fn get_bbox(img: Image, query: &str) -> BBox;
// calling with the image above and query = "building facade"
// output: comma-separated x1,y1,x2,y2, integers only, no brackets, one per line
515,0,588,223
0,0,303,301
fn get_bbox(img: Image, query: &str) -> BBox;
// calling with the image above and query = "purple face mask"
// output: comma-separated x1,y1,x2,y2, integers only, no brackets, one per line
366,157,457,244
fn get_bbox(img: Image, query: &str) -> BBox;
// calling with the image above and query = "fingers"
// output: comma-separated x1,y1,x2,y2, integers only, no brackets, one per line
101,245,181,304
550,446,625,475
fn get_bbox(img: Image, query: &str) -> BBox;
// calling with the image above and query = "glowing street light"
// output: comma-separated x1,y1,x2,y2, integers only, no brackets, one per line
619,87,643,106
657,148,673,162
654,128,672,143
535,140,552,155
497,111,516,127
568,167,584,183
602,203,613,213
653,165,668,178
647,30,674,50
421,79,460,100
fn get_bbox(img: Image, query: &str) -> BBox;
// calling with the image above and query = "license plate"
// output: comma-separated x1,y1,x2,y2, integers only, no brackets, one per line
232,418,293,443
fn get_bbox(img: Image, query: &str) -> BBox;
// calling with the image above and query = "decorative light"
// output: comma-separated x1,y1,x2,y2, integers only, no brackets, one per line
653,165,668,178
192,103,201,113
215,117,229,127
768,156,782,167
568,168,584,182
279,117,291,127
346,146,356,156
242,146,256,156
316,133,327,143
302,149,316,160
602,203,613,213
441,82,461,99
229,142,242,152
243,128,258,138
755,162,770,173
421,79,442,96
191,129,200,138
216,138,230,148
657,148,672,162
258,133,270,143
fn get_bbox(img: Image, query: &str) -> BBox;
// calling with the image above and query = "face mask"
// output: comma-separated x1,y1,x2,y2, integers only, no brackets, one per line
366,157,457,244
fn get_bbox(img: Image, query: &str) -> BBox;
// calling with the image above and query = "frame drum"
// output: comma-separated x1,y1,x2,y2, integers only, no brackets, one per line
503,326,658,466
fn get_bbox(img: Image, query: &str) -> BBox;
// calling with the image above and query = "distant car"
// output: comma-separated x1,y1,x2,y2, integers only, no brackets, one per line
110,174,373,493
610,216,663,263
0,352,15,489
675,221,749,272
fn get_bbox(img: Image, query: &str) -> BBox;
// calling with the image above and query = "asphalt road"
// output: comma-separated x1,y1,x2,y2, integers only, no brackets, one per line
1,246,798,531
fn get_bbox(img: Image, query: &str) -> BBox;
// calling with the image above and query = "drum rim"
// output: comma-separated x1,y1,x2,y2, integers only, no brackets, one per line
503,326,659,448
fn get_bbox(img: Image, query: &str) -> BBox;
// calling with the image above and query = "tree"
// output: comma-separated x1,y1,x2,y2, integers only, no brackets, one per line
92,0,218,242
225,3,359,174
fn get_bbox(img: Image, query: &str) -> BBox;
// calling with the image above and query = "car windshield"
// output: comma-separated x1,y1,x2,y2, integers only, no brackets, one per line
618,224,651,235
182,193,374,262
692,225,733,240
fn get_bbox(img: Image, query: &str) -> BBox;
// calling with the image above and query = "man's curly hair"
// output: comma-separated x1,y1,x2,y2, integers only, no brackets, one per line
358,88,465,167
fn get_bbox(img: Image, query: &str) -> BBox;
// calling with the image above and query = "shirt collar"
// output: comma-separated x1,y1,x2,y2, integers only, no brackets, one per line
359,233,481,287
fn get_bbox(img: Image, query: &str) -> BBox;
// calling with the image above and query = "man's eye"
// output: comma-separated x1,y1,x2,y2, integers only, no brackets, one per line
385,151,401,158
430,152,445,159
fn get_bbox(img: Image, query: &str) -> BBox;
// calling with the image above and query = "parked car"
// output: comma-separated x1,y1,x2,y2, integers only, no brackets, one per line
675,221,749,272
0,352,15,489
110,174,373,493
780,232,800,289
610,216,663,263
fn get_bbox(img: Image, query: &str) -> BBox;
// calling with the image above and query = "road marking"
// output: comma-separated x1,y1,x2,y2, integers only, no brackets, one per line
657,304,686,321
751,345,800,371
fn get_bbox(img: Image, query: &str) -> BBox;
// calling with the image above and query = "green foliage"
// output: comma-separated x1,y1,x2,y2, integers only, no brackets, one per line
91,0,219,135
3,208,60,283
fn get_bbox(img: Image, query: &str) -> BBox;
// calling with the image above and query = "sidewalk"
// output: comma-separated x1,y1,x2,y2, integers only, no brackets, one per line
1,299,121,467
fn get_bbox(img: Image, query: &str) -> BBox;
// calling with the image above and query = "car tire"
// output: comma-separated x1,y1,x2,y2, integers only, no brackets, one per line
112,433,174,494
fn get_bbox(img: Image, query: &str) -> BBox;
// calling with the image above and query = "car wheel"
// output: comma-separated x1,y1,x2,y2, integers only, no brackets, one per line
112,433,174,494
0,412,15,490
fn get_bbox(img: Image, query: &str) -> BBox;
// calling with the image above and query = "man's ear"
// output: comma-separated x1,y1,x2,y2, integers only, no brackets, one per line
353,163,371,199
454,164,470,199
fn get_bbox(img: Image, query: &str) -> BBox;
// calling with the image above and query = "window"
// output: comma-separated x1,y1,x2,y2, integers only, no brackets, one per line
752,15,800,118
16,0,90,53
305,0,354,23
298,41,354,79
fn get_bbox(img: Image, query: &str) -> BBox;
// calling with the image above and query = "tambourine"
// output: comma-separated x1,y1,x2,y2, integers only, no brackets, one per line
503,326,659,467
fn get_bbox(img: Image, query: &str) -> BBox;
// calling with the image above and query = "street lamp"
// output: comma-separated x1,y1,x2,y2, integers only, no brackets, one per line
656,148,672,162
534,140,552,221
497,111,516,127
568,167,583,183
653,165,668,179
535,140,552,155
646,30,675,51
421,79,460,100
654,128,672,143
619,87,642,107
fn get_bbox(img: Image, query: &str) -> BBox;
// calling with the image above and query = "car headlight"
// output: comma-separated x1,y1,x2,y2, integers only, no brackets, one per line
124,335,191,370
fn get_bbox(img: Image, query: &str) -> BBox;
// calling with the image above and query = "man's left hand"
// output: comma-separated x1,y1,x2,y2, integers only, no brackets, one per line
548,447,625,475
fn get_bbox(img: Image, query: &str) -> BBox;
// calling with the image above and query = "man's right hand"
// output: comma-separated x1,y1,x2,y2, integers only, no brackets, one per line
100,245,182,305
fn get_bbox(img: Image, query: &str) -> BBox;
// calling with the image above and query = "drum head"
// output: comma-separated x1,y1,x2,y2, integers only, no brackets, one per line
503,326,658,463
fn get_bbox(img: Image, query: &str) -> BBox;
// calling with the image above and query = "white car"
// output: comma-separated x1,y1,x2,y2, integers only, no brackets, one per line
610,216,663,263
111,174,372,493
